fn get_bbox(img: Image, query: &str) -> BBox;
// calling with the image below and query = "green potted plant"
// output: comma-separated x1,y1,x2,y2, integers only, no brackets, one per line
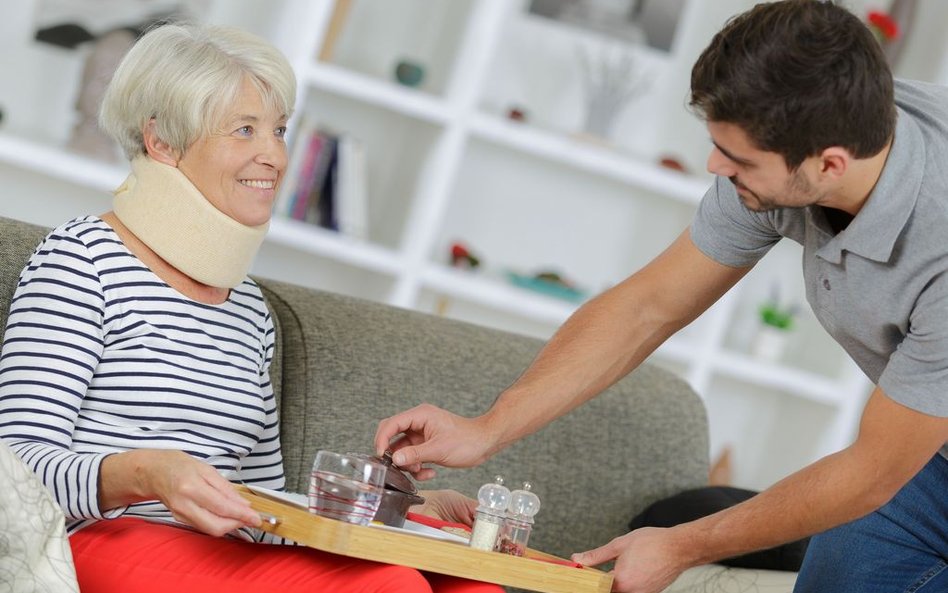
752,288,798,362
759,302,796,331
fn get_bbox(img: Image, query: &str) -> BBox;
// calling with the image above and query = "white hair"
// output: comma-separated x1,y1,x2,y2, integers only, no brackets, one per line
99,22,296,160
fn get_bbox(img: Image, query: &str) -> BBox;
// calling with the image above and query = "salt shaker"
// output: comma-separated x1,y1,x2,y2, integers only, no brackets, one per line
469,475,510,551
498,482,540,556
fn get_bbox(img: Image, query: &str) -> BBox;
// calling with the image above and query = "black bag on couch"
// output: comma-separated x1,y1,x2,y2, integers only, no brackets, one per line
629,486,810,572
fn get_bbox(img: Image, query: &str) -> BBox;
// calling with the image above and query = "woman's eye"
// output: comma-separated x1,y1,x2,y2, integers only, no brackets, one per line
275,126,287,138
237,126,253,136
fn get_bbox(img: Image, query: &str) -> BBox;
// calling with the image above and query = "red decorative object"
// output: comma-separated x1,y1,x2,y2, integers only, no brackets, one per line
867,10,899,42
451,244,469,260
659,156,687,173
507,106,527,122
450,242,480,269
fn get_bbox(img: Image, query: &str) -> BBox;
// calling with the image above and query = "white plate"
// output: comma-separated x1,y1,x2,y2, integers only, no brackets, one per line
246,486,470,544
369,519,470,544
247,485,308,508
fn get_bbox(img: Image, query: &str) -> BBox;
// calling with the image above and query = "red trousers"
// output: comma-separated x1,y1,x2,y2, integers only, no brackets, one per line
70,518,503,593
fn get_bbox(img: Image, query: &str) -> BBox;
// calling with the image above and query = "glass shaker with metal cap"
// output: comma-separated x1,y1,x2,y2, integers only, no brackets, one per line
468,475,510,551
498,482,540,556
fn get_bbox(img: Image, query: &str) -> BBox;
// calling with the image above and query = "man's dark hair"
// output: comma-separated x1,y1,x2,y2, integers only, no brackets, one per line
690,0,896,169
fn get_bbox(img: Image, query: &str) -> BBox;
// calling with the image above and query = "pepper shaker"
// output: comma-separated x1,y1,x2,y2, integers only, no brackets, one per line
498,482,540,556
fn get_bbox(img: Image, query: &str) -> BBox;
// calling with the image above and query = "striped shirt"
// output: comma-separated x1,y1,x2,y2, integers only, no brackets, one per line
0,216,286,541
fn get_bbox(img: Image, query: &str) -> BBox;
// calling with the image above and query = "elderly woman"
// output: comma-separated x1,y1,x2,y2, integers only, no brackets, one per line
0,23,500,593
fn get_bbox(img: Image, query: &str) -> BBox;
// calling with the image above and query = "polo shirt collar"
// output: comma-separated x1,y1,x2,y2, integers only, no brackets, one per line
814,109,924,264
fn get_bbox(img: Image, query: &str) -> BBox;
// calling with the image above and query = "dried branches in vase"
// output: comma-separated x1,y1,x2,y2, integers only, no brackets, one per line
577,43,650,141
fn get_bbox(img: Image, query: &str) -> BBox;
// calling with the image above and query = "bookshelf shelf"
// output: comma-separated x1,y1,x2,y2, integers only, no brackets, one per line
305,63,454,126
0,133,127,194
469,114,709,206
421,264,578,326
713,350,846,408
268,217,402,275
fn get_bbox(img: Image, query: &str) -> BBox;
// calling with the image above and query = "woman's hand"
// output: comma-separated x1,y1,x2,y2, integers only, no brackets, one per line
100,449,261,537
411,489,477,525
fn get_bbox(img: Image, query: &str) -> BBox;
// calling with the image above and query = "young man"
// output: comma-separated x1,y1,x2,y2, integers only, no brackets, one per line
375,2,948,592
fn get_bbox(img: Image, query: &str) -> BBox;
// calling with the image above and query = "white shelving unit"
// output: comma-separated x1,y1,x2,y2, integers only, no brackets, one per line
0,133,126,193
0,0,881,490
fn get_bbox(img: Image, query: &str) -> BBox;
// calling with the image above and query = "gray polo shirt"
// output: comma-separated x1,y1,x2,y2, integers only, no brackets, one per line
691,79,948,460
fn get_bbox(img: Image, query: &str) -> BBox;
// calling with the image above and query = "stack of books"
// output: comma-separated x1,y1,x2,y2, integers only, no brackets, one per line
277,121,368,240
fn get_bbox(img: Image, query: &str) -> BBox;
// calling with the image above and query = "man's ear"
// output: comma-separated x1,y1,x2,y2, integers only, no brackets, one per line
143,119,179,166
818,146,850,181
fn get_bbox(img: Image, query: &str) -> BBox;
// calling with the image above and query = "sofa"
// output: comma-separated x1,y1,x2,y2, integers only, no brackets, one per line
0,215,796,591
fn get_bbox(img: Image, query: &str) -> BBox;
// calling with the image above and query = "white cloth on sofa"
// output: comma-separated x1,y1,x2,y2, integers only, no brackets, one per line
0,440,79,592
665,564,797,592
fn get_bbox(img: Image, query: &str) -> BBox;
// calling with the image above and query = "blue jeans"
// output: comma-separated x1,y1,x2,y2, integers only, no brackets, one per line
794,453,948,592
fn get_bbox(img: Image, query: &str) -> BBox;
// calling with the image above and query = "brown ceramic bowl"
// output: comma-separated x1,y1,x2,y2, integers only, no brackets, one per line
376,487,426,527
348,451,425,527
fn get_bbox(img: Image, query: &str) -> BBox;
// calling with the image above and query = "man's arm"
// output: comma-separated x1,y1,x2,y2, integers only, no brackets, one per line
573,387,948,593
377,228,751,470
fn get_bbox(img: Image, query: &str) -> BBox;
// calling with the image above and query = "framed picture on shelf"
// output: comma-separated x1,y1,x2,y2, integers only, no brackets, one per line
527,0,687,52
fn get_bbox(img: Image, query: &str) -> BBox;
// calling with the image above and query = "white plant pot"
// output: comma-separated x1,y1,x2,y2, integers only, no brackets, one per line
751,325,789,363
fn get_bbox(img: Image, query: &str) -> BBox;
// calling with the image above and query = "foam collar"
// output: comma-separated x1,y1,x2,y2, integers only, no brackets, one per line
113,156,268,288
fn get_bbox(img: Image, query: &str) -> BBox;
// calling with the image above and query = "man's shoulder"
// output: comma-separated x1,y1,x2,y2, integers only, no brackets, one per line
894,78,948,96
894,79,948,120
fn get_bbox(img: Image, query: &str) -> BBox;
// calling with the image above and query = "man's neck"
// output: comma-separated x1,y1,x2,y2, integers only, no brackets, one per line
822,206,854,234
828,141,893,216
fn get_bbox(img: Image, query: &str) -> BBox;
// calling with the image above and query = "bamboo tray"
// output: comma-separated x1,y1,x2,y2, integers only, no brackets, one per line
236,485,613,593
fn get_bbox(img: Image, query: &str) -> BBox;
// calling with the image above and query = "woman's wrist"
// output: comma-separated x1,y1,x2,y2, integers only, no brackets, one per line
99,449,161,510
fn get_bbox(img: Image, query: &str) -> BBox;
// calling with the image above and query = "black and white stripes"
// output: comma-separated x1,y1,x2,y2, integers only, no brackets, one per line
0,217,285,539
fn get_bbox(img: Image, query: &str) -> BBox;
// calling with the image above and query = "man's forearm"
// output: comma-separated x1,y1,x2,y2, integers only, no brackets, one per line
482,231,749,451
675,389,948,567
482,282,675,450
697,452,871,563
674,447,900,568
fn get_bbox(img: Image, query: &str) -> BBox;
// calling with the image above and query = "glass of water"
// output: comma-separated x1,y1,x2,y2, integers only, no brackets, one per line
308,450,387,525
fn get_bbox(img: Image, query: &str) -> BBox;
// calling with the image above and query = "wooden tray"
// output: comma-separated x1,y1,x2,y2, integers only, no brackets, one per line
236,485,613,593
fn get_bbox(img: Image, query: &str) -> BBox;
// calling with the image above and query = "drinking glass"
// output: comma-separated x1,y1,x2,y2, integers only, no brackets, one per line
308,450,386,525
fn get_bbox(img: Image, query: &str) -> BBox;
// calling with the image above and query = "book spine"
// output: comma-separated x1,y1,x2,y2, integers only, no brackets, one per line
289,131,327,221
336,135,369,240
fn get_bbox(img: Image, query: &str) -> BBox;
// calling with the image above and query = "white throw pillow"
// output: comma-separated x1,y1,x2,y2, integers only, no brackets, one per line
665,564,797,592
0,441,79,592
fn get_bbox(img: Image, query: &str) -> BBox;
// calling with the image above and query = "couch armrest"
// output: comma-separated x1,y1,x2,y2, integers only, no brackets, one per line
0,217,51,343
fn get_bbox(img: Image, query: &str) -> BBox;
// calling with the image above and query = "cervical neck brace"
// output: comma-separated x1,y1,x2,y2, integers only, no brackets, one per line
113,156,268,289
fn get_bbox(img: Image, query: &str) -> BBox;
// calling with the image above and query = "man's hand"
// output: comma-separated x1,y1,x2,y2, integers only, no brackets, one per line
374,403,501,479
569,388,948,593
572,527,691,593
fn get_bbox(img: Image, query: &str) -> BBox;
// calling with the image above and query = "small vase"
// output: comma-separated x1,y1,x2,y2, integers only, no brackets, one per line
394,60,425,88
